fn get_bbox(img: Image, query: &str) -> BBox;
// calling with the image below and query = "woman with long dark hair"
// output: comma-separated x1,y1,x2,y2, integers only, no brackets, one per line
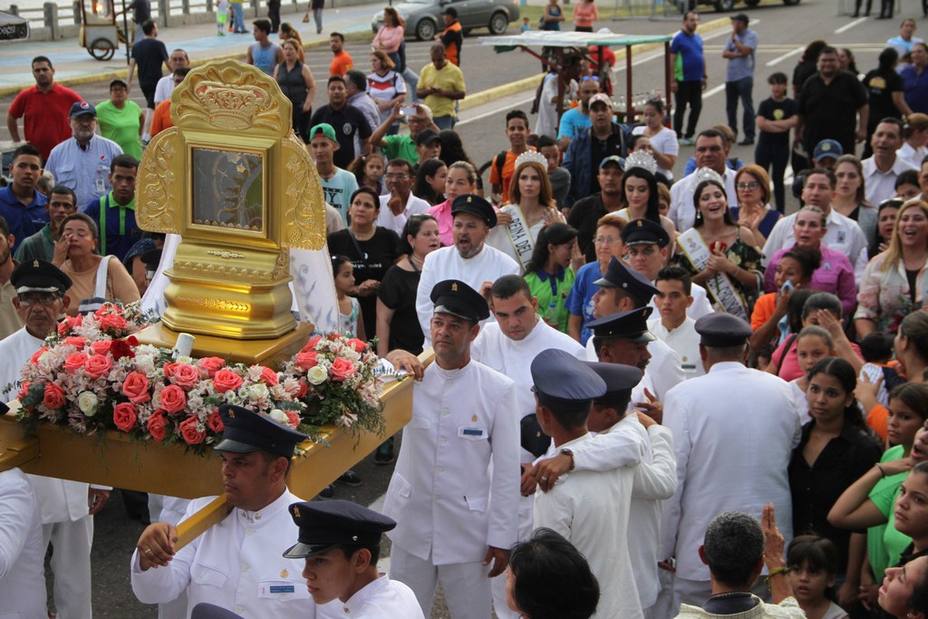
438,129,472,167
413,158,447,206
523,223,579,332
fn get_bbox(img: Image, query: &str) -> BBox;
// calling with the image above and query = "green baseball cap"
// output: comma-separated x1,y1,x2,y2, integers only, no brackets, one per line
309,123,337,143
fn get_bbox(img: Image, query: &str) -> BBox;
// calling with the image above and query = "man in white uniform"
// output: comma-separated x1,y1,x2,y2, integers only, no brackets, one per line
469,274,585,618
762,168,869,280
530,348,643,619
668,130,738,232
414,194,520,341
661,313,801,613
0,466,46,619
0,260,106,619
384,279,520,619
283,499,424,618
650,266,704,380
584,256,685,402
131,404,327,618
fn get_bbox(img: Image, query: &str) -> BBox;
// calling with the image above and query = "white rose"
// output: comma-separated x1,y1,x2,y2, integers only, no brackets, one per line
248,383,270,400
269,409,289,424
135,355,156,374
307,365,327,385
77,391,98,416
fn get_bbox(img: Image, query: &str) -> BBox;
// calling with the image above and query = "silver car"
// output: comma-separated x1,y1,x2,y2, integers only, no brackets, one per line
371,0,520,42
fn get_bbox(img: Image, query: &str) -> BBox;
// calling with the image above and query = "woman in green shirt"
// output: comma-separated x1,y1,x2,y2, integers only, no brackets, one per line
96,80,143,159
522,222,579,333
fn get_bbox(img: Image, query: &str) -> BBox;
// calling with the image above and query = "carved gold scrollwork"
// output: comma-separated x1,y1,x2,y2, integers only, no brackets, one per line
281,135,325,250
136,131,180,234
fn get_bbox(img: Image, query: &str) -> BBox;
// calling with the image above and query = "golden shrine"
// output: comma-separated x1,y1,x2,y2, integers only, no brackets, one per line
0,61,421,547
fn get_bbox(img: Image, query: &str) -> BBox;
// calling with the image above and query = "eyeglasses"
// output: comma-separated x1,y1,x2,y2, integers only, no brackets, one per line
18,292,61,307
737,181,760,190
594,236,619,245
580,75,600,82
385,173,409,180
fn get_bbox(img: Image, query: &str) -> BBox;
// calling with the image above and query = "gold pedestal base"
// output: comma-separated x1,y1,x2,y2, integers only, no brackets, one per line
135,322,312,367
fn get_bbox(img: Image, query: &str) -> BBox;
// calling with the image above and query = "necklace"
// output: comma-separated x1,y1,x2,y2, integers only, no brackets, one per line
408,255,423,273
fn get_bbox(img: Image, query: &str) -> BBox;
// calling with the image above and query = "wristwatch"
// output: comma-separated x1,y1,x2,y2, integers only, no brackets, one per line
559,448,575,471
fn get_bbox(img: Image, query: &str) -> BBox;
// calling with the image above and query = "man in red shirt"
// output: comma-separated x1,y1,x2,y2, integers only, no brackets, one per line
6,56,82,162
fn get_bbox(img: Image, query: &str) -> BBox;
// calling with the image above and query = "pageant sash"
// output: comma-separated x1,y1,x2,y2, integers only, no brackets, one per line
505,206,537,271
677,229,749,321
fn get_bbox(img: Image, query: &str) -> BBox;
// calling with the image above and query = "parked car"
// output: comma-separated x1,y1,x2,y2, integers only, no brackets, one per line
371,0,520,41
0,10,29,41
676,0,797,11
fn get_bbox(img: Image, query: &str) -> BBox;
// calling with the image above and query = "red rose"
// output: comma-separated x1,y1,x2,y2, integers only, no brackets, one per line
109,338,135,361
346,338,367,353
212,369,243,393
64,336,86,349
206,409,224,433
57,315,82,337
100,312,128,332
42,383,65,409
162,362,178,378
158,384,187,415
197,357,226,378
30,347,47,364
179,416,206,445
285,410,301,429
63,352,88,373
94,304,122,318
327,333,340,341
329,357,356,382
259,366,279,386
17,381,31,400
121,371,151,404
296,379,309,398
147,412,168,442
171,363,200,390
112,402,138,432
90,339,112,355
301,335,322,352
294,351,318,371
84,354,113,379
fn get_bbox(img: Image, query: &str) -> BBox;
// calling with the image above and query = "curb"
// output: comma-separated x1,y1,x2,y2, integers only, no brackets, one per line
459,16,730,112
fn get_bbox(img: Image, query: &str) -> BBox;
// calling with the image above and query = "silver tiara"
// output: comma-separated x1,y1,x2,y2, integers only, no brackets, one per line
694,167,724,186
624,150,658,175
514,150,548,169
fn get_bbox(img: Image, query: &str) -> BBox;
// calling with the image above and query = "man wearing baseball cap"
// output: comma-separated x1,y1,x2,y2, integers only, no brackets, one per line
309,122,360,223
722,13,758,146
564,93,628,205
45,101,124,207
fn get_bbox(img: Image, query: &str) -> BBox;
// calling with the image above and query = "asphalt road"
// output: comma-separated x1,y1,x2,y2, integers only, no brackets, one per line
21,2,917,616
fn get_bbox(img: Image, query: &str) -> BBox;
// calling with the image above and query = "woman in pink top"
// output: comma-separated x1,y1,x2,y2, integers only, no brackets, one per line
573,0,598,32
373,7,405,65
428,160,478,246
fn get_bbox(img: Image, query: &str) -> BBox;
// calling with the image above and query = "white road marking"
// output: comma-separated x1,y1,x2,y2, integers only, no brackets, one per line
765,45,804,67
834,17,867,33
704,83,726,98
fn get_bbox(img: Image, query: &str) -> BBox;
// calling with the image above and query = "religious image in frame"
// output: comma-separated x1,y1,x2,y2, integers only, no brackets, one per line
191,147,266,233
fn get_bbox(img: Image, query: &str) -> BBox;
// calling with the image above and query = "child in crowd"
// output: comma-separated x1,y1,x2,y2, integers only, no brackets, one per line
216,0,229,35
537,135,571,213
859,332,901,407
332,255,365,340
350,153,386,194
755,72,798,213
786,536,849,619
521,16,531,32
789,326,835,424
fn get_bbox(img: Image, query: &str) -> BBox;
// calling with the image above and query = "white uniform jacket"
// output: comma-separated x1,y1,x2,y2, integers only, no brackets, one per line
533,433,643,619
661,362,801,582
585,334,685,402
649,283,714,322
648,317,705,380
130,490,317,618
414,245,520,341
333,575,425,619
0,468,46,619
0,327,93,524
383,360,521,565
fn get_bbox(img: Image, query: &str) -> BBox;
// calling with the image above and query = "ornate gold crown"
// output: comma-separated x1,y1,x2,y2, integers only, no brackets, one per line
192,81,272,130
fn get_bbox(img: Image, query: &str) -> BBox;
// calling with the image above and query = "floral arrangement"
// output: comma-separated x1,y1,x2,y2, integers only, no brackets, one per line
12,303,385,453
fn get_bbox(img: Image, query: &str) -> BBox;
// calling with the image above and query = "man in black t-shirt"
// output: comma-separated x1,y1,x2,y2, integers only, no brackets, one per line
127,20,169,110
862,47,911,157
310,76,373,169
567,156,625,263
124,0,151,42
755,72,798,213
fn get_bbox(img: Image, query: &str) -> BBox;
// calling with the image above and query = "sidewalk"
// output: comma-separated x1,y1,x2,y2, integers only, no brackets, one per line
0,1,383,93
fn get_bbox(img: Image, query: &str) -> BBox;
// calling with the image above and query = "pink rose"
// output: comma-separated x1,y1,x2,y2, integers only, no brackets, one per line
294,350,318,371
84,354,113,380
179,416,206,445
170,363,200,390
90,339,112,355
64,336,86,349
197,356,226,378
259,366,278,386
158,384,187,415
162,362,178,379
301,335,322,352
63,352,88,373
121,371,151,404
113,402,138,432
147,412,168,442
57,315,82,337
285,410,301,429
346,338,367,353
42,383,65,409
206,409,224,433
30,347,47,364
100,312,128,332
212,369,243,393
296,379,309,398
17,381,31,400
329,357,356,382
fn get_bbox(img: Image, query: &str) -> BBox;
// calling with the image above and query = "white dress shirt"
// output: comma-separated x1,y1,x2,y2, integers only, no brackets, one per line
762,208,869,281
131,490,320,618
648,317,704,379
585,334,685,402
896,142,927,171
415,244,520,340
382,359,520,565
377,193,431,236
650,282,713,321
534,432,643,619
668,167,738,232
334,575,424,619
0,468,46,619
154,74,176,105
661,362,801,582
862,155,916,206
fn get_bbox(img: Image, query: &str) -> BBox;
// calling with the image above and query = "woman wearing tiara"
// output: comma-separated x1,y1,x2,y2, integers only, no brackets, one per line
673,168,765,319
613,150,677,244
487,151,566,272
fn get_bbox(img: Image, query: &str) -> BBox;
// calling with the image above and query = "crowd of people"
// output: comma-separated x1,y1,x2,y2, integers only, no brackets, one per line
5,4,928,619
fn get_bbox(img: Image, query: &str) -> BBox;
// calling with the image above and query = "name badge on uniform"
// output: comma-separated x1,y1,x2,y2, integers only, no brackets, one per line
458,426,487,439
259,581,296,596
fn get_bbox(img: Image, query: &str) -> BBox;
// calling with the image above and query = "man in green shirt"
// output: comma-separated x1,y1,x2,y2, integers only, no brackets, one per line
81,154,141,260
370,101,439,165
14,185,77,264
96,79,144,158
